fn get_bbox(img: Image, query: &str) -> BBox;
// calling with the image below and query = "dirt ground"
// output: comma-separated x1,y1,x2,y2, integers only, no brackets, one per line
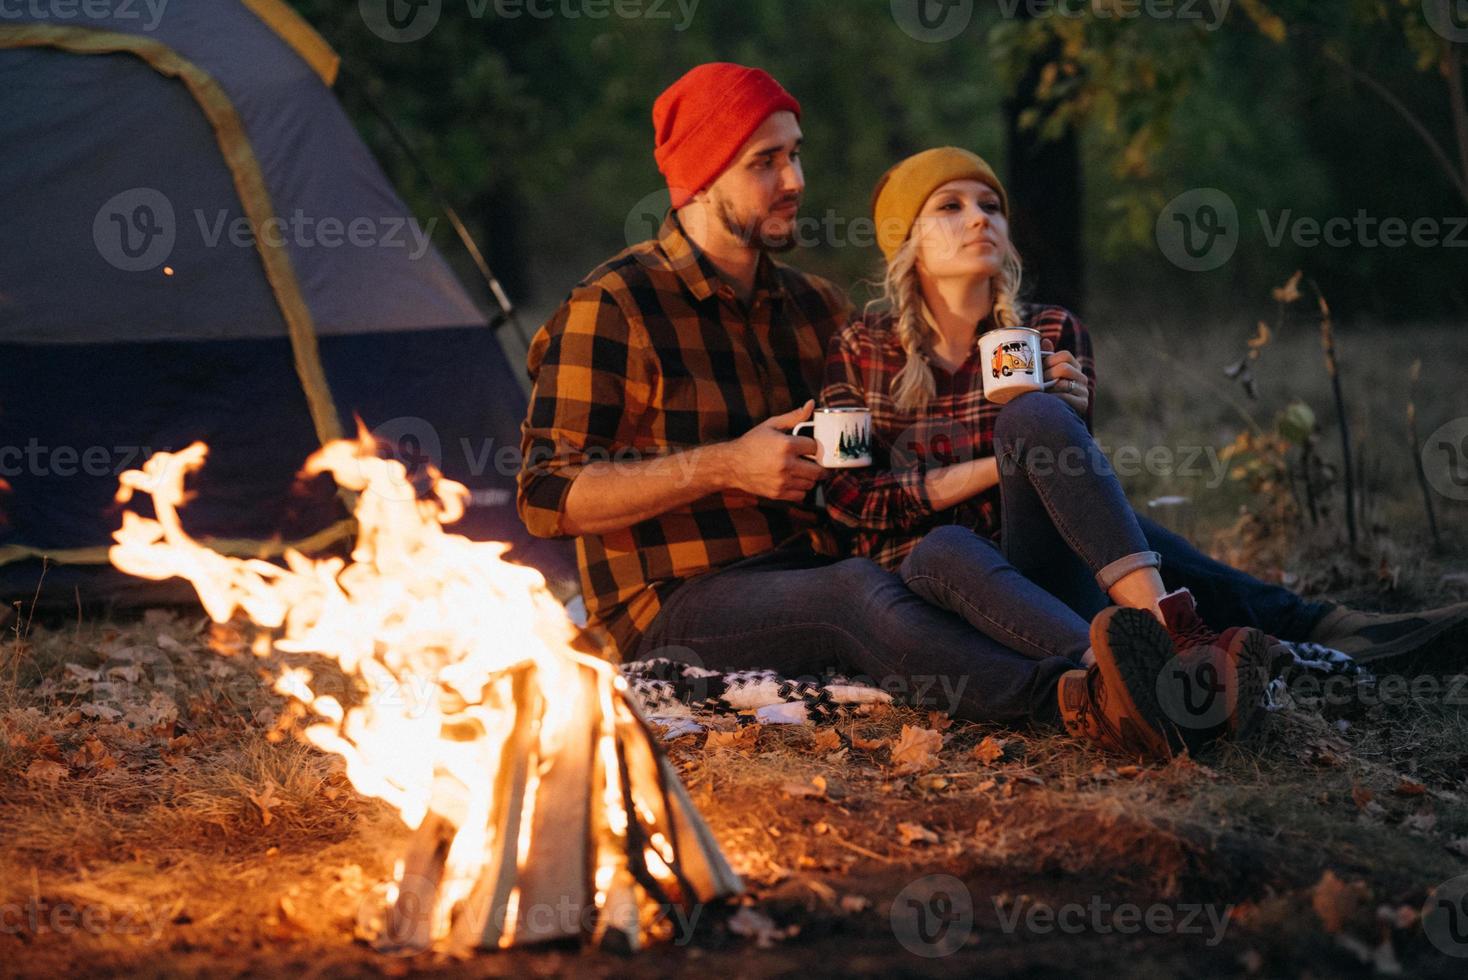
3,320,1468,977
3,594,1467,978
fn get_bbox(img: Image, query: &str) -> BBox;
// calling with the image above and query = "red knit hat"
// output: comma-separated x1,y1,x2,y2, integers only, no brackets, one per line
653,63,802,208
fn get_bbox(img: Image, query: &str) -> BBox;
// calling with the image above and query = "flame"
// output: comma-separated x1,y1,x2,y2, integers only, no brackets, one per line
109,434,738,951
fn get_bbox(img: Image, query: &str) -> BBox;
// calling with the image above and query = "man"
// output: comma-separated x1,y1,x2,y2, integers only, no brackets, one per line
517,63,1189,759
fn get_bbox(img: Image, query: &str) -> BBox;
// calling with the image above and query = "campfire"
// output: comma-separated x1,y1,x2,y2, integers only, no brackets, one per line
107,435,741,953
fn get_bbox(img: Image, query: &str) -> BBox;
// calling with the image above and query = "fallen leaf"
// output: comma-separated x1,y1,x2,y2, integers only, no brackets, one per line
1312,870,1370,935
1377,904,1417,930
727,907,795,948
155,634,192,657
972,736,1007,766
248,780,280,827
925,711,954,732
1403,811,1437,834
22,759,69,785
1392,779,1426,798
851,733,890,752
1272,270,1303,304
1351,783,1375,811
809,729,841,752
705,727,759,752
1116,764,1143,779
889,725,943,775
31,733,63,761
780,776,827,799
896,822,939,846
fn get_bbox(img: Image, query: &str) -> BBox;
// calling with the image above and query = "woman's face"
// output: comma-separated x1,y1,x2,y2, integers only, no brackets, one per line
910,178,1009,282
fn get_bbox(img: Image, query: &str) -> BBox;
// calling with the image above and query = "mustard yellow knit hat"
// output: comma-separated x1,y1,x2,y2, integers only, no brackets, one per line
871,147,1009,260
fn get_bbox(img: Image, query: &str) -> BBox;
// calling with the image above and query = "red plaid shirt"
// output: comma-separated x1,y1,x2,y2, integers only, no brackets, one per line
821,305,1096,571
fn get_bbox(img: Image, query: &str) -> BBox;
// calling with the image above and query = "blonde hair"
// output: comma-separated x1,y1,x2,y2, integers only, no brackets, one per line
866,237,1026,411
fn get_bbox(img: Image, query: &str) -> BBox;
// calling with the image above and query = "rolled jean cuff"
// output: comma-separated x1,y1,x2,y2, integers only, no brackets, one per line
1094,550,1162,592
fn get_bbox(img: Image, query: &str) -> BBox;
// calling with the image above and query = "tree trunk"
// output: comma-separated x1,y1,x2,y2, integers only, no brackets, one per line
1003,22,1085,314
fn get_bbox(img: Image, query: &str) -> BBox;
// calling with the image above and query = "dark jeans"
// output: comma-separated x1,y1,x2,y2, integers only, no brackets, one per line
630,544,1074,727
900,393,1331,661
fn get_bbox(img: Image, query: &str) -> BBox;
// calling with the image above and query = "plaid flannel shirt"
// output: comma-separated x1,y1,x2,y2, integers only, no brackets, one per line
821,304,1096,572
518,213,852,656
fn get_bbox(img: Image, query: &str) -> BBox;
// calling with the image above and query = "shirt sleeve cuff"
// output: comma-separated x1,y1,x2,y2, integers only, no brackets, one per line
518,464,585,539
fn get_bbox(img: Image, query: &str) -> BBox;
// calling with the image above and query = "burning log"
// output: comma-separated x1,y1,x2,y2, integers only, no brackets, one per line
108,437,740,953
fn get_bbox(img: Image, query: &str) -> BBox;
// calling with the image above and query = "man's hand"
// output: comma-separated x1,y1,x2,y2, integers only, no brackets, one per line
723,400,826,502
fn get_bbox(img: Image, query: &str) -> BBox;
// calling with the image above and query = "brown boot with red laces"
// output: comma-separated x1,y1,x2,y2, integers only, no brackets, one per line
1153,588,1272,753
1057,606,1178,761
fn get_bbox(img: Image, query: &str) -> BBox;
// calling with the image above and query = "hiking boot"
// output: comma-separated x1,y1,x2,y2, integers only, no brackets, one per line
1306,601,1468,664
1057,606,1176,761
1154,588,1271,751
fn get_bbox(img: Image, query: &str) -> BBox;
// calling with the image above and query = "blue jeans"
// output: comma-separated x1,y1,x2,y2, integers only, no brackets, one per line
630,544,1074,727
900,393,1331,661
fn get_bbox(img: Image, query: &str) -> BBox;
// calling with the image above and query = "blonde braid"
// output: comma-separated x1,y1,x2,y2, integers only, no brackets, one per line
989,244,1025,329
866,238,1028,412
865,237,936,412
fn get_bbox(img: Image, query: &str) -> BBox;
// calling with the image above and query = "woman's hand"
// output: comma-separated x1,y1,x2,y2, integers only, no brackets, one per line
1041,338,1089,415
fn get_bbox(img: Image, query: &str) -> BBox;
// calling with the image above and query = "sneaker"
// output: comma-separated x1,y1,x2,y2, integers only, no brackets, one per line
1306,601,1468,663
1057,606,1177,761
1155,588,1271,751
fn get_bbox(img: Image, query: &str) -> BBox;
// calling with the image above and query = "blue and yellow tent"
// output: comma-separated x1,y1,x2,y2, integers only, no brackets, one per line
0,0,570,604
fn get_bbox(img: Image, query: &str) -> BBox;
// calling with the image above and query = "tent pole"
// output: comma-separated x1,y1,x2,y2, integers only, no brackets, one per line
337,66,534,351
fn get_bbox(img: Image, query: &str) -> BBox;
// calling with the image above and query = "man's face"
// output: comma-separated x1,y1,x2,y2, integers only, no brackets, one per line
697,111,804,252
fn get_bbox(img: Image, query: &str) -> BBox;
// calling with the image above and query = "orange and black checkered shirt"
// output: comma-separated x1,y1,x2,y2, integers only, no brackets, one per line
518,213,853,656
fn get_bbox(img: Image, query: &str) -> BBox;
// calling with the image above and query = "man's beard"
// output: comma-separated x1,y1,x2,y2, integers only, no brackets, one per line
715,196,799,253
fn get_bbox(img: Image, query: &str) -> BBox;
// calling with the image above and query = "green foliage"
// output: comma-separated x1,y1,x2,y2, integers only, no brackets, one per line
288,0,1465,318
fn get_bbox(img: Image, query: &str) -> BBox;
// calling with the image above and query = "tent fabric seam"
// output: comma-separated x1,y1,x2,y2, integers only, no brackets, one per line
0,518,358,569
0,26,346,450
239,0,340,87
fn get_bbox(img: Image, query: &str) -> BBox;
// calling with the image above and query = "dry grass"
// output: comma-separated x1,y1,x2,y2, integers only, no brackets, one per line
2,322,1467,976
4,606,1466,976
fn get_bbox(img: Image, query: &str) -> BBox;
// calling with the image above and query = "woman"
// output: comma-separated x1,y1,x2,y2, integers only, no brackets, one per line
822,147,1274,755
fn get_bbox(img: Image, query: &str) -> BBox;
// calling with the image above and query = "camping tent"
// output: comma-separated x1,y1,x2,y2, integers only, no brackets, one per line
0,0,572,606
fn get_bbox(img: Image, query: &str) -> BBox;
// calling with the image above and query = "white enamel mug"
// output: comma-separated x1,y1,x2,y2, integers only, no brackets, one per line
792,408,873,468
977,326,1059,404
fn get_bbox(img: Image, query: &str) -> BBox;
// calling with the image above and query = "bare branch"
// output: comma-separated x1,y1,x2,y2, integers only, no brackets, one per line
1323,48,1468,206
